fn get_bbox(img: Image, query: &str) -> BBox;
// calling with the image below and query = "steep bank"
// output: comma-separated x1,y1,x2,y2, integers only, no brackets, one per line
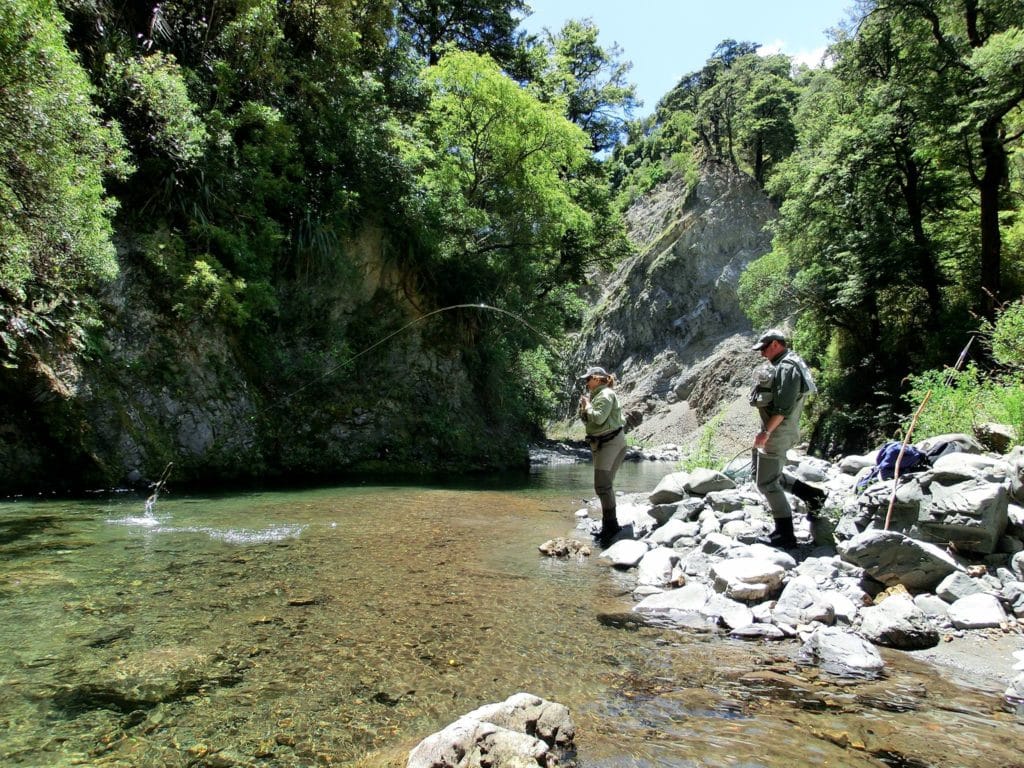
559,163,777,460
0,228,530,494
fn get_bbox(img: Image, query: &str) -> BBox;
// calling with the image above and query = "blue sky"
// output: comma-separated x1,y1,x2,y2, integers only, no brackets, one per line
520,1,857,116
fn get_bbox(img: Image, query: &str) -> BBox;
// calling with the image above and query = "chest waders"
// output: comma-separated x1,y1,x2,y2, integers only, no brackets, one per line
592,429,627,545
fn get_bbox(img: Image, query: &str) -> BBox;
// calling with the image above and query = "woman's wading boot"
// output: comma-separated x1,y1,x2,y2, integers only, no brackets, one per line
768,516,797,549
599,508,621,547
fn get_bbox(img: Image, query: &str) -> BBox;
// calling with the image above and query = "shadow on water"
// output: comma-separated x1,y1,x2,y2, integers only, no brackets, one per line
0,463,1021,768
0,514,61,545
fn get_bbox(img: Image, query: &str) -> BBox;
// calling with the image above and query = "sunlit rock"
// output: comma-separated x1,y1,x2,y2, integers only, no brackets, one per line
800,626,885,677
407,693,574,768
859,593,939,650
711,558,785,602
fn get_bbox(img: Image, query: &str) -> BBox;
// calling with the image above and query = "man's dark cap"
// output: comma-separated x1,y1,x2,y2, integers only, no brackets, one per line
751,329,787,351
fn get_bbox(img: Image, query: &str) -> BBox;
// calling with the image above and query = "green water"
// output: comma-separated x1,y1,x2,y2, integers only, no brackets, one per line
0,464,1019,767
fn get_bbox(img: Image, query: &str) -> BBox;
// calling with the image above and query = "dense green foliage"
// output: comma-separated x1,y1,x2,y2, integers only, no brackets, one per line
609,2,1023,453
0,0,128,366
3,0,1022,487
904,301,1024,444
735,1,1024,452
0,0,639,486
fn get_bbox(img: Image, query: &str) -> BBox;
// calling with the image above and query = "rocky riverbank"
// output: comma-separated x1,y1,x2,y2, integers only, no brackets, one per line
554,432,1024,705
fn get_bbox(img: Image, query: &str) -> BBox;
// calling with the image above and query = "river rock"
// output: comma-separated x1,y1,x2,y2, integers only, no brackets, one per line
407,693,574,768
701,531,740,555
705,489,744,513
947,592,1008,629
633,582,711,615
649,472,689,504
840,453,874,474
1006,446,1024,503
637,547,685,588
931,452,1011,481
730,623,787,640
1003,581,1024,618
703,593,755,629
683,468,736,495
772,576,835,627
710,558,785,601
858,593,939,650
736,543,797,570
680,549,722,580
648,503,679,525
800,626,885,676
837,530,959,591
915,433,984,456
647,518,698,546
821,589,860,624
913,594,951,620
538,538,591,558
935,571,988,603
1012,551,1024,581
852,479,926,533
599,539,649,568
917,478,1009,554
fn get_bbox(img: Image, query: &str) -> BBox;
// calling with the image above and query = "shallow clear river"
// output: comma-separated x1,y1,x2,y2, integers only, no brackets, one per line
1,463,1020,768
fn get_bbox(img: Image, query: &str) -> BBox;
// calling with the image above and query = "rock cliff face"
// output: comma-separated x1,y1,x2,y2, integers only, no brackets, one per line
0,228,519,493
567,162,777,456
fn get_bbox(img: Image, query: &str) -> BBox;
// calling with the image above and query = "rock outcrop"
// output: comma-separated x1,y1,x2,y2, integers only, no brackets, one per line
564,163,776,457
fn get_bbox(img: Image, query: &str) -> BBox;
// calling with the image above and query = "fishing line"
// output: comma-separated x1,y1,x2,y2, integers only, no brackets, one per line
276,303,563,407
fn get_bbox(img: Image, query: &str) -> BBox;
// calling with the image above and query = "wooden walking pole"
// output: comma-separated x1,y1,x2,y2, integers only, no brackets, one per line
883,338,974,531
883,394,931,530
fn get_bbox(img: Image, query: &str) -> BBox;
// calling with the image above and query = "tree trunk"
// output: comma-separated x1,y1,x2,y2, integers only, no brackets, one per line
977,118,1005,318
900,156,941,326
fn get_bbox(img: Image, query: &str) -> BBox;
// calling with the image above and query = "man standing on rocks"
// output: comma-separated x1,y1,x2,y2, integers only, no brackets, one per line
749,330,824,548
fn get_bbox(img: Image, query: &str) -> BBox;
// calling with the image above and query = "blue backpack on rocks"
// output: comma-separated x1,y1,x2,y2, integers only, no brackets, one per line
856,441,932,493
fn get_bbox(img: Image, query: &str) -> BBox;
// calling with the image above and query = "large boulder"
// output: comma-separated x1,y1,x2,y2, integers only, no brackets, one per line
407,693,574,768
947,593,1008,629
633,582,712,615
649,472,689,504
636,547,685,588
837,530,960,591
858,593,939,650
599,539,650,568
683,468,736,495
771,576,835,627
851,479,927,533
916,478,1009,554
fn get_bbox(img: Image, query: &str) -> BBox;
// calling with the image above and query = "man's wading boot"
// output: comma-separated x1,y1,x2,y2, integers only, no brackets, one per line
768,516,797,549
791,479,828,512
599,508,621,547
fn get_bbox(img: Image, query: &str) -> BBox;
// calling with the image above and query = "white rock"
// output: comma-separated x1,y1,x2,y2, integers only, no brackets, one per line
633,582,712,614
947,592,1008,629
710,558,785,601
637,547,684,588
598,539,650,568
